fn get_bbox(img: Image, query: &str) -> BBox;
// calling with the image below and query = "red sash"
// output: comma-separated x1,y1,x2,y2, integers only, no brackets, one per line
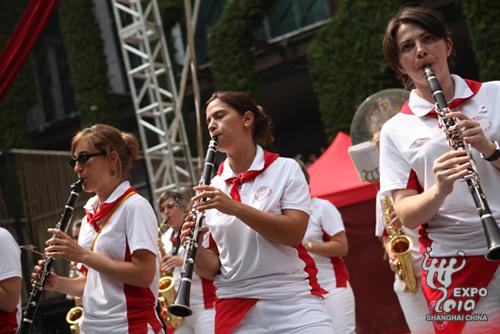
218,150,279,202
421,252,498,333
85,187,136,232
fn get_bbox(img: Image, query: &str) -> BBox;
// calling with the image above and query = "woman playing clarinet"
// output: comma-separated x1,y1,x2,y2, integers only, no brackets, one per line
182,91,333,334
33,124,163,333
380,6,500,333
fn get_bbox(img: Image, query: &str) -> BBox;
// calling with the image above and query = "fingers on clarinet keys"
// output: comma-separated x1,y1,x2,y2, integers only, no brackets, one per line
31,261,44,285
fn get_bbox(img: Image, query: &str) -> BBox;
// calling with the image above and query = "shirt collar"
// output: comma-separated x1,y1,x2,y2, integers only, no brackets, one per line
407,74,473,117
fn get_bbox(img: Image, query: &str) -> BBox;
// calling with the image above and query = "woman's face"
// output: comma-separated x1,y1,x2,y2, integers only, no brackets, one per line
160,197,184,229
205,98,253,153
396,22,452,89
72,139,113,193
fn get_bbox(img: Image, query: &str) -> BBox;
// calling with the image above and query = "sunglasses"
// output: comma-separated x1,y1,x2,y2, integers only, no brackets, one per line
161,203,176,210
69,152,106,168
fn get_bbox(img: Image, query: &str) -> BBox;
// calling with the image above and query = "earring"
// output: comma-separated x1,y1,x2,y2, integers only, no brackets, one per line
110,169,116,176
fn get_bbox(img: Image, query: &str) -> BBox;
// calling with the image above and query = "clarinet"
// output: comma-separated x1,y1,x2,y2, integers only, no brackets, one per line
17,179,84,334
168,137,218,317
423,65,500,261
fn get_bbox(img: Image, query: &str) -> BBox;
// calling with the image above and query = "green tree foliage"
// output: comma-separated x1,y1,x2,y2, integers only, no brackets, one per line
58,0,117,127
461,0,500,81
0,0,37,149
207,0,276,98
308,0,401,140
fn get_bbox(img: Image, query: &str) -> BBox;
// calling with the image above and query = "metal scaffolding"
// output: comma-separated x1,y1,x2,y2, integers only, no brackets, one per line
110,0,200,211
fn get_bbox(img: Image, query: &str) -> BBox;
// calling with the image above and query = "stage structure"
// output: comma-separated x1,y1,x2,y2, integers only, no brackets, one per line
110,0,203,211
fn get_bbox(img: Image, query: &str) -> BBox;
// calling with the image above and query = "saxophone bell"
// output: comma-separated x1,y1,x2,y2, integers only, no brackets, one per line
157,220,184,328
381,195,418,293
66,306,83,334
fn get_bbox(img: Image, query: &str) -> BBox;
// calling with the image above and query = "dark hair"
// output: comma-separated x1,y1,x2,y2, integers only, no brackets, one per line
205,91,274,145
383,6,455,88
158,191,185,207
71,124,140,179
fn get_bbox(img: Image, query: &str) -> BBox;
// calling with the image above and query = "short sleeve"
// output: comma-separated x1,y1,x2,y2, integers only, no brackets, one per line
0,228,22,281
280,160,312,215
380,124,413,194
318,199,345,237
374,191,387,237
125,195,158,256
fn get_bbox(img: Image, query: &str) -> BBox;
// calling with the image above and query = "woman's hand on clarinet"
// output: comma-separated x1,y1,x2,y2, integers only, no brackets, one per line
45,228,88,263
180,214,209,245
448,111,496,156
31,259,59,290
160,255,183,272
432,149,470,196
192,185,237,215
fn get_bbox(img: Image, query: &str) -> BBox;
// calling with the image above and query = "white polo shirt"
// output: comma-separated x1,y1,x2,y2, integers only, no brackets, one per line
303,197,350,292
0,228,21,333
205,145,324,299
78,181,162,333
380,75,500,257
161,229,215,309
374,191,422,276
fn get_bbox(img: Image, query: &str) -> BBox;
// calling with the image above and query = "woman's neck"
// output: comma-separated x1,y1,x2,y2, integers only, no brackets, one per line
96,179,122,204
227,143,257,174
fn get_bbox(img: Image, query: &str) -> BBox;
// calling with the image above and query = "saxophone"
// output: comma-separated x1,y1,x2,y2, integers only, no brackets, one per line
65,262,83,334
158,220,183,328
381,195,418,293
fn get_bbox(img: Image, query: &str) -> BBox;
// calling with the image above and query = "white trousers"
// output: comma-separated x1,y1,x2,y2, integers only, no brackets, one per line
234,295,334,334
394,275,434,334
174,304,215,334
324,284,356,334
463,267,500,334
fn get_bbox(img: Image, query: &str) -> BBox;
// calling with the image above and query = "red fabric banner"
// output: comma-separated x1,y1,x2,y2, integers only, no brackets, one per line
0,0,58,102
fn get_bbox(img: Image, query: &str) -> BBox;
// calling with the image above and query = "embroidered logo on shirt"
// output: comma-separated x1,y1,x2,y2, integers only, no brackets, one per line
409,137,431,149
471,115,491,132
254,186,272,201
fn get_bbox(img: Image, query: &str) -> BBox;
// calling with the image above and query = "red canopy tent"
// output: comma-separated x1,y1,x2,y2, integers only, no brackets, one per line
307,131,377,207
307,131,409,334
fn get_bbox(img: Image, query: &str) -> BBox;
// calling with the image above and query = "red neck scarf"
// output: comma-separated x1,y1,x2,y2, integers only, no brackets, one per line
217,150,279,202
400,79,482,118
85,187,136,232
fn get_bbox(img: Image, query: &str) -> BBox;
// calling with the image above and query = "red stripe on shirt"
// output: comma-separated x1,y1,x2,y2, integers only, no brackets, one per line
123,242,163,334
296,244,328,297
0,307,18,334
201,278,216,309
406,169,423,193
322,231,349,288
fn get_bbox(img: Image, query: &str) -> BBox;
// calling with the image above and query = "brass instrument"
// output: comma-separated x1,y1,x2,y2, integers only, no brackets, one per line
158,220,183,328
381,195,418,293
66,305,83,334
66,262,83,334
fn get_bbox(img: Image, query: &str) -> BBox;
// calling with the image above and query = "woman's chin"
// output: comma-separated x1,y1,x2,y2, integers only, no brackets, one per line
81,180,94,193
